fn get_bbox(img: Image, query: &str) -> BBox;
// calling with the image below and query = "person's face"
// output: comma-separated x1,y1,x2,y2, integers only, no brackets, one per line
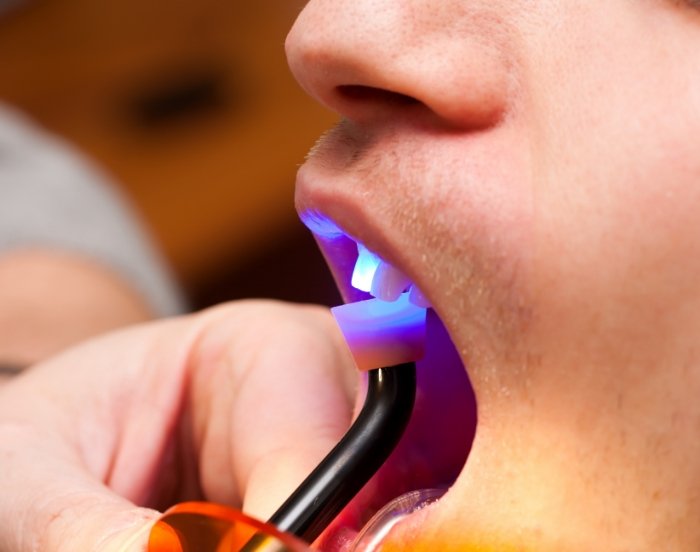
287,1,700,549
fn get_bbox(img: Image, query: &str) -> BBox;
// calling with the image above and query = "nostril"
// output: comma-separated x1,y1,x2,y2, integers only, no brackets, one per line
337,85,421,108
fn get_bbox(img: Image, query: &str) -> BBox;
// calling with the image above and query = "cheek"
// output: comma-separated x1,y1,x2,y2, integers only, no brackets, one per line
538,127,700,290
527,7,700,362
368,125,537,366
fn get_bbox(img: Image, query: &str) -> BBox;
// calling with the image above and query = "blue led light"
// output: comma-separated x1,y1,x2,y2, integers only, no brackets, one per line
330,292,427,370
351,243,382,293
359,292,426,335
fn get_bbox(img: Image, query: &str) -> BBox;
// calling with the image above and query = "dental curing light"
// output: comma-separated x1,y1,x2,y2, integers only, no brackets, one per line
259,294,426,545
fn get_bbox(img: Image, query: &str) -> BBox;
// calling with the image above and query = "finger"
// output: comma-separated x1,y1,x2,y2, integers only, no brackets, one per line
0,391,159,552
0,319,197,551
188,301,359,521
0,300,358,551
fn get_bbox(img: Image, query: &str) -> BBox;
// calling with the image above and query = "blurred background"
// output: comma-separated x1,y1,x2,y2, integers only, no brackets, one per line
0,0,342,309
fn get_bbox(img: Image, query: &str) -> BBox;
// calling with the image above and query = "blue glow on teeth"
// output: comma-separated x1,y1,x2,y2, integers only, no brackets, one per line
351,243,382,293
300,211,428,306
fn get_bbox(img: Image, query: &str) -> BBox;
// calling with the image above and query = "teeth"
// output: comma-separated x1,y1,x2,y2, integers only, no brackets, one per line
302,215,432,307
351,243,382,293
370,261,412,302
408,284,432,308
350,239,432,308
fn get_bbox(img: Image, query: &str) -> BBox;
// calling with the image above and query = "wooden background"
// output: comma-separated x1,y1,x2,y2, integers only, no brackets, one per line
0,0,341,307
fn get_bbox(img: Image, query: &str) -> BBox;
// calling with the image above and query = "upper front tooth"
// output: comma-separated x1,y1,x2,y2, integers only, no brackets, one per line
351,243,382,293
408,284,432,308
371,261,412,302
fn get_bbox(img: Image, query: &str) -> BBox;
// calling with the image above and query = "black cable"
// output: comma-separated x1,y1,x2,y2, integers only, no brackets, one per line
264,362,417,544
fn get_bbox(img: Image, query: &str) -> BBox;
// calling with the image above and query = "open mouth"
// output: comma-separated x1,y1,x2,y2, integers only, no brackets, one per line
300,210,477,551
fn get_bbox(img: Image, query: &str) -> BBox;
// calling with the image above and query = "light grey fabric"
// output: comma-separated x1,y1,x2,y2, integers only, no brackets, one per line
0,104,186,316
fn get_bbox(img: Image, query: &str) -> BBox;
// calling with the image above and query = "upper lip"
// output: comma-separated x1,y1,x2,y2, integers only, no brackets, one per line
295,170,425,308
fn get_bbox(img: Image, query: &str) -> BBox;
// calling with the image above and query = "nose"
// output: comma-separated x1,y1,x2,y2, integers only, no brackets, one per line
286,0,515,129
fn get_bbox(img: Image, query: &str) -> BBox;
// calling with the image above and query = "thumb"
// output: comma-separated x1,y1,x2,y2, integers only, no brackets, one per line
189,302,359,522
242,435,346,522
46,503,156,552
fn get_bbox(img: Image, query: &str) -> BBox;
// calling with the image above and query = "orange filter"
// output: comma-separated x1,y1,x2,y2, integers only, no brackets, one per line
148,502,311,552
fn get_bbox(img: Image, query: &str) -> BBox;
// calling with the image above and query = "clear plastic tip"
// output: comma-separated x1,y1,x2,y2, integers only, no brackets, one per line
349,488,446,552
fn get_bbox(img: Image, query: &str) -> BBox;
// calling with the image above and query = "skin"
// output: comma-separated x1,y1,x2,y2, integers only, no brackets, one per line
0,272,472,552
0,301,358,551
286,0,700,549
0,250,154,369
3,1,700,550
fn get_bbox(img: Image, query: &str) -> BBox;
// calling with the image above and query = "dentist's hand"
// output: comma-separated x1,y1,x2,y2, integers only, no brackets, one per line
0,301,357,552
